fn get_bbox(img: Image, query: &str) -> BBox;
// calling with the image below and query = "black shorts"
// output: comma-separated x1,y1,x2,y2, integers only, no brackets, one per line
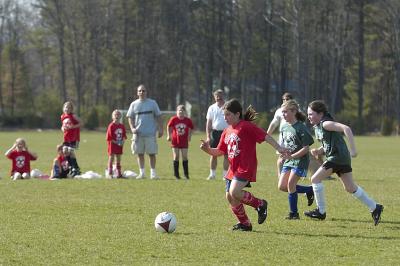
322,161,352,177
210,130,223,148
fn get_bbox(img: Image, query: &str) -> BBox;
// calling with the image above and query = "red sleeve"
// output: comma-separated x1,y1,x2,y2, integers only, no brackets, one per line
167,116,175,128
187,118,194,129
106,124,113,141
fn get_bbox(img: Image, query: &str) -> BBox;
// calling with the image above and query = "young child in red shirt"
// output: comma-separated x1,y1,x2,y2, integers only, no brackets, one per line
50,144,72,179
167,105,194,179
5,138,38,180
106,109,127,178
200,99,288,231
61,101,81,176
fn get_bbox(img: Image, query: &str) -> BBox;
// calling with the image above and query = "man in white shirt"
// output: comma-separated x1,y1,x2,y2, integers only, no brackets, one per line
205,89,229,180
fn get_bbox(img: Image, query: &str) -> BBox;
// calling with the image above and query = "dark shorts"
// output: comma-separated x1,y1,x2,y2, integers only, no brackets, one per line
225,177,252,192
210,130,223,148
322,161,352,176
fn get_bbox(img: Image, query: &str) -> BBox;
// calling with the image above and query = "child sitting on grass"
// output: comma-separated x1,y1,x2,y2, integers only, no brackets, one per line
5,138,38,180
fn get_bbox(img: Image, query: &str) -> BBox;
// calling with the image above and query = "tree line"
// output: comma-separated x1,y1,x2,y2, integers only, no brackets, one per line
0,0,399,134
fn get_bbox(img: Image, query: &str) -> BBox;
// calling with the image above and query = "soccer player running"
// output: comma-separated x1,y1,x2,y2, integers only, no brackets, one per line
304,100,383,225
200,99,288,231
278,100,315,220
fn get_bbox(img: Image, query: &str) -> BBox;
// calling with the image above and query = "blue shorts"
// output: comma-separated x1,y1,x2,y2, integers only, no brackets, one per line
281,166,307,178
225,177,251,192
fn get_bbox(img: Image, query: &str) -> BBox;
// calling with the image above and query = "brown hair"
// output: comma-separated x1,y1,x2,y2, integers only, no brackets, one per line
223,99,258,122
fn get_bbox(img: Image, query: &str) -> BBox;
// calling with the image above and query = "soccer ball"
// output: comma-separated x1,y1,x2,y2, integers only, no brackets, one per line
154,212,177,233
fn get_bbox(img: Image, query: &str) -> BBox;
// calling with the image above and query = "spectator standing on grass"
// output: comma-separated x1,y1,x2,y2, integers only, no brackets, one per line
277,100,315,220
200,99,288,231
304,100,383,225
106,109,127,178
167,105,194,180
205,89,229,180
61,101,81,177
5,138,37,180
126,84,163,180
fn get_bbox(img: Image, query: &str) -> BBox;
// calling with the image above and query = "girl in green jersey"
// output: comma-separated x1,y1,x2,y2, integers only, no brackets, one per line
304,100,383,226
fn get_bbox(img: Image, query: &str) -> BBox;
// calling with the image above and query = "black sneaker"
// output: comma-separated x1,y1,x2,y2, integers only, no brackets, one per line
285,212,300,220
232,223,252,231
256,200,268,224
304,208,326,220
371,204,384,226
306,191,314,206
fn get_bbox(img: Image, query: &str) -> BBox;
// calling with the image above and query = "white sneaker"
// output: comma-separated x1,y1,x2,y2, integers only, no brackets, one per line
136,173,146,179
150,175,159,180
207,175,215,180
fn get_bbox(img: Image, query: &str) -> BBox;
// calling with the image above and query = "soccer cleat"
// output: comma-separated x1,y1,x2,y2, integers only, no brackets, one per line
232,223,252,231
184,175,189,180
304,208,326,220
136,173,146,179
150,175,160,180
306,191,314,206
256,200,268,224
285,212,300,220
371,204,384,226
207,175,215,180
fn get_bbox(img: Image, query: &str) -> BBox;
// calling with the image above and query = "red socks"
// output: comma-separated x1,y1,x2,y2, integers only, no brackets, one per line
231,204,251,226
241,191,262,209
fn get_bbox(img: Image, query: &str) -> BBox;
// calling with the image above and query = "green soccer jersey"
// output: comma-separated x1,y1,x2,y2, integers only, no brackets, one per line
314,117,351,165
281,121,314,170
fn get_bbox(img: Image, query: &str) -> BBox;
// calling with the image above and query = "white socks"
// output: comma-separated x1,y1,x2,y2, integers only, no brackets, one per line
312,183,326,214
139,168,145,175
209,169,216,177
352,186,376,212
150,168,156,177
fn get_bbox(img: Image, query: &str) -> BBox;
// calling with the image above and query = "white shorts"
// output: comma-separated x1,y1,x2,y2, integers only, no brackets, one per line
131,135,158,155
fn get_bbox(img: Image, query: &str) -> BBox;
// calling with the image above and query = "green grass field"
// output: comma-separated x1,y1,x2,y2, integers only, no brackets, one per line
0,130,398,265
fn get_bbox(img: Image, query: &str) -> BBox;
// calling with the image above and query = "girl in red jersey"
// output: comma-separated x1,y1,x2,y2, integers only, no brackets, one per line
60,101,81,176
106,109,127,178
50,144,72,179
167,105,194,179
200,99,288,231
5,138,38,180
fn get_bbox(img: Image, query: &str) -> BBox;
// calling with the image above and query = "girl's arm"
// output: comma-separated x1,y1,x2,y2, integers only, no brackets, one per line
282,145,309,160
167,126,173,141
323,121,357,157
200,140,224,157
5,144,16,156
310,146,324,158
72,115,81,129
188,128,192,142
265,135,288,155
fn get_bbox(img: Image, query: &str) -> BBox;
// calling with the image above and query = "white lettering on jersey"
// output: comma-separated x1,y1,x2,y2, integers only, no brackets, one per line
225,133,241,158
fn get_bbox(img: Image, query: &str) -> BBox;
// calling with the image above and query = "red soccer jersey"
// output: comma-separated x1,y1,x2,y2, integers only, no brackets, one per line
167,116,194,148
61,113,80,142
106,122,127,155
7,150,37,175
57,155,70,172
217,120,267,182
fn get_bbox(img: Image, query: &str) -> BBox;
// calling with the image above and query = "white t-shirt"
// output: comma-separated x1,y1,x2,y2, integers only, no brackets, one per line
206,103,228,131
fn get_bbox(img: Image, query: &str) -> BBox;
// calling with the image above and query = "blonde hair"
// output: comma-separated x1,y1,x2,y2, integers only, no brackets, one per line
281,99,306,122
15,138,26,146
